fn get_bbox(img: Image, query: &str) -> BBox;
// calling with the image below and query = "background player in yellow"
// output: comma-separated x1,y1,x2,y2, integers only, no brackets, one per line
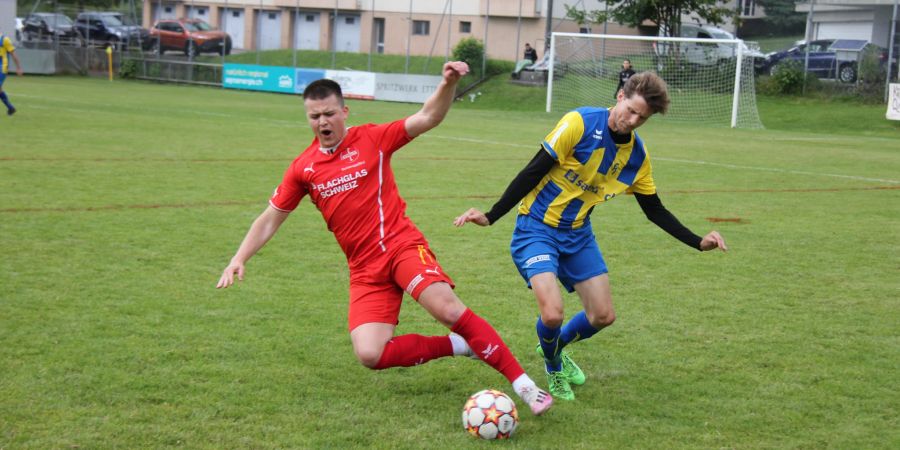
454,72,727,400
0,33,23,116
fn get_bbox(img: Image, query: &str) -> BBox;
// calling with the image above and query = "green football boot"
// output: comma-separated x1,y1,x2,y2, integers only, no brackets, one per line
546,370,575,401
536,344,586,386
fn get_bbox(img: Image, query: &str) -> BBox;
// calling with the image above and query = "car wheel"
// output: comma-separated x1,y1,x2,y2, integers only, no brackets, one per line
838,64,857,83
184,41,198,58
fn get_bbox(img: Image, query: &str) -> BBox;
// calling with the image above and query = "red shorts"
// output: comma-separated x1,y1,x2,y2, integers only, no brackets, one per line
347,243,455,331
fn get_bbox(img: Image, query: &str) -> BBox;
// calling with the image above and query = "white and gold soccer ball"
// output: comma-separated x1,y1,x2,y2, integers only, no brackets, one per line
461,389,519,440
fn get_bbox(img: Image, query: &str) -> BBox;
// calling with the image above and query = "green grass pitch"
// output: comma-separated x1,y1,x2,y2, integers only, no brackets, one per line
1,76,898,448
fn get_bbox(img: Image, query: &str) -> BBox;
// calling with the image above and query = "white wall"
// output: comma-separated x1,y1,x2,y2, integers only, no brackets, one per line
0,0,16,41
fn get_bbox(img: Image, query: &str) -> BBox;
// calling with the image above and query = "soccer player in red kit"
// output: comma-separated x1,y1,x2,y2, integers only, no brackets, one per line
216,61,553,415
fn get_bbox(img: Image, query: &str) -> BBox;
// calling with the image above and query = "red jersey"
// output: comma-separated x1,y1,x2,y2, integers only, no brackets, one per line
269,119,427,269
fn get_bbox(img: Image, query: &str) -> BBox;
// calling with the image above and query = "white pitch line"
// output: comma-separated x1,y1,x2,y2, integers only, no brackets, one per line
422,134,900,185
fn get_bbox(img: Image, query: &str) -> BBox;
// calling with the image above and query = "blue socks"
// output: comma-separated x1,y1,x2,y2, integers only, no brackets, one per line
0,92,12,111
559,310,600,349
535,317,562,372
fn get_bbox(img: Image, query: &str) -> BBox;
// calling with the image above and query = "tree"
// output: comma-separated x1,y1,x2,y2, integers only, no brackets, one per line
753,0,806,34
565,0,734,40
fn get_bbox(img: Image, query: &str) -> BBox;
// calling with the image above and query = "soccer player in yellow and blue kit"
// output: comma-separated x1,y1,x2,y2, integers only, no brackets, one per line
454,72,727,400
0,33,23,116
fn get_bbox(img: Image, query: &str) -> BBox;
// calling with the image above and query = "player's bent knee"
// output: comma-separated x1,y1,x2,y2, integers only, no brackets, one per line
539,310,564,328
353,345,385,369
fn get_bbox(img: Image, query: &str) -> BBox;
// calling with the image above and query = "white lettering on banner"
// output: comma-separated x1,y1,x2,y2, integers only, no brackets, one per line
224,69,269,78
224,77,264,86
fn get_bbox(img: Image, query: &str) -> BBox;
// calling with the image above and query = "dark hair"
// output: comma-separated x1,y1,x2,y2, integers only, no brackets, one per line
622,72,670,115
303,79,344,105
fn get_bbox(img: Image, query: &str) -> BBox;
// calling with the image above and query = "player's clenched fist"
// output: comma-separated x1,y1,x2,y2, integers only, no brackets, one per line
443,61,469,82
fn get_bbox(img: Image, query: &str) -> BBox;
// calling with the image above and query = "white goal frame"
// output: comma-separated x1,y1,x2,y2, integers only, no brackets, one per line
547,32,753,128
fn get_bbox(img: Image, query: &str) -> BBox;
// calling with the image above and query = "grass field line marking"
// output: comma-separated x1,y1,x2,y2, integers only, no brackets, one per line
423,134,900,184
3,186,896,214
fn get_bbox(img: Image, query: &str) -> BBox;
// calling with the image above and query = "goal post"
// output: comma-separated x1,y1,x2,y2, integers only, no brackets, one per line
547,32,763,129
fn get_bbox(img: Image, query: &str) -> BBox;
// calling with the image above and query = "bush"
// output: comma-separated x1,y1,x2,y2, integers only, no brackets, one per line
452,37,485,76
856,47,889,102
119,59,138,79
759,60,821,95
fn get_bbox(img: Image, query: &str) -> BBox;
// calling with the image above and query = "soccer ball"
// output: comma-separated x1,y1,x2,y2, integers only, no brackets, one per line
461,389,519,439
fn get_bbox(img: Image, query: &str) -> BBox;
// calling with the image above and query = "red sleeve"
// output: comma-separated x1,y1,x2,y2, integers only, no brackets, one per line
269,161,308,212
369,119,413,155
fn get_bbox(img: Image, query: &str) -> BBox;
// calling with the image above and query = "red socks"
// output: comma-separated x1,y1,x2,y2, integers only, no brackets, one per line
373,334,453,369
451,308,525,383
371,309,526,384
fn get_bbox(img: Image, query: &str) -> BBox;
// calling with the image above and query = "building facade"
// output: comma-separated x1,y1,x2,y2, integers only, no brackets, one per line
141,0,637,61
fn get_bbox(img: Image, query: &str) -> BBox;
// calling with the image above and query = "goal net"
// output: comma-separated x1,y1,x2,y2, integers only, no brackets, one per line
547,32,763,129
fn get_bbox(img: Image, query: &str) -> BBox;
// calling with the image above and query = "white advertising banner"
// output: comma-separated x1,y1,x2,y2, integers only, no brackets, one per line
375,73,443,103
887,84,900,121
325,69,376,100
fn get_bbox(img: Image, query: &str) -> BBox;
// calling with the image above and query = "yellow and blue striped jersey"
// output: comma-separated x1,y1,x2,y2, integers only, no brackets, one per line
0,35,14,74
518,107,657,229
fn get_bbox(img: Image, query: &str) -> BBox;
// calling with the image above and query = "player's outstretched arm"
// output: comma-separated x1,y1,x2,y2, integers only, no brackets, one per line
699,231,728,252
405,61,469,138
216,206,290,288
453,208,490,227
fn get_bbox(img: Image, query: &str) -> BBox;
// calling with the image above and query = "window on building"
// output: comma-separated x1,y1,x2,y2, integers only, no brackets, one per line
413,20,430,36
198,9,206,16
306,15,315,22
740,0,756,16
459,21,471,33
164,6,172,13
233,11,240,18
268,12,277,20
345,17,355,25
579,27,591,34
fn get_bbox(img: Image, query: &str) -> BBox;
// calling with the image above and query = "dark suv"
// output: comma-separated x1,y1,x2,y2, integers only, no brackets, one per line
149,18,232,57
22,13,80,43
73,12,150,50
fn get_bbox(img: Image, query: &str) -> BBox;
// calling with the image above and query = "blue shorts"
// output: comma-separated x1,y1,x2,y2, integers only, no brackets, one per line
0,73,6,88
510,214,608,293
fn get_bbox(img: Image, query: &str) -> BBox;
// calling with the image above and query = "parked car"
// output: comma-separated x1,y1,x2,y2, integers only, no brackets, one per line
73,12,151,50
22,12,80,43
655,24,765,68
758,39,896,83
149,18,232,57
15,17,24,42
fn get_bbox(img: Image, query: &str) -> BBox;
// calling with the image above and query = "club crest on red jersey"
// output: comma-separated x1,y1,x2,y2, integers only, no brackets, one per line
341,148,359,163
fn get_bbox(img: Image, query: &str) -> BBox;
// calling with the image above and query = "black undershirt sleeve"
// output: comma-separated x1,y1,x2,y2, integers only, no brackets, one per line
634,192,703,251
484,148,556,225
